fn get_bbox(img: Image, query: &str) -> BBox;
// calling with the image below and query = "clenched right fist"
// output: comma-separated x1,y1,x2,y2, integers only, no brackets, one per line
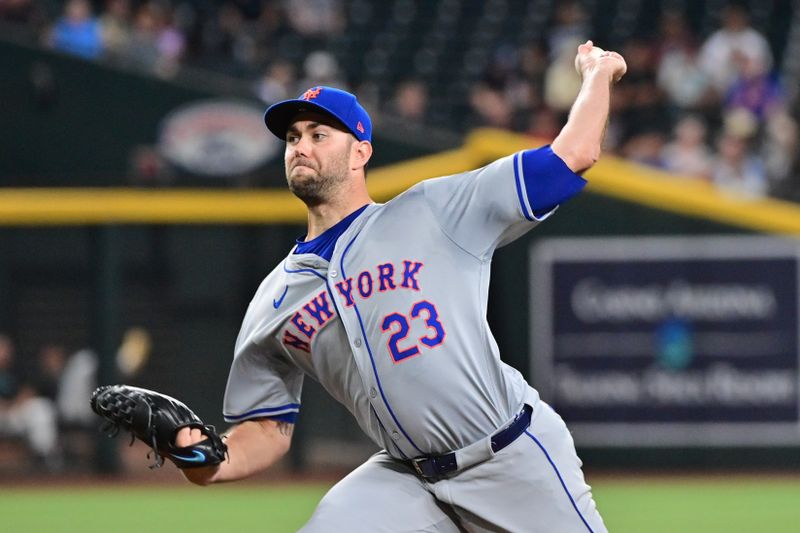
574,40,627,83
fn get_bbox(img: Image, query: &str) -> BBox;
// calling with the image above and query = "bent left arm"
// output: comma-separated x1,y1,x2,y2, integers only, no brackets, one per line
551,40,627,173
175,418,292,486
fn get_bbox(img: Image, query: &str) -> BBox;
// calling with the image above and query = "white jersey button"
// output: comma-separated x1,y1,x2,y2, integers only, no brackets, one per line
369,387,377,398
391,431,400,440
354,338,362,347
329,269,338,278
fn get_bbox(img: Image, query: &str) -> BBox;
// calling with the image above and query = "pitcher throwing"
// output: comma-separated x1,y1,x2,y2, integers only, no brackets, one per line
98,41,626,533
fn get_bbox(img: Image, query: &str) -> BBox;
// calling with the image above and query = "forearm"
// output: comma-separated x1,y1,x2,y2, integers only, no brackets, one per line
181,418,292,486
551,70,614,173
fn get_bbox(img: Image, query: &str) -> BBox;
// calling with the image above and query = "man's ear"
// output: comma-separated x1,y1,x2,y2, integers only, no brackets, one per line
352,140,373,171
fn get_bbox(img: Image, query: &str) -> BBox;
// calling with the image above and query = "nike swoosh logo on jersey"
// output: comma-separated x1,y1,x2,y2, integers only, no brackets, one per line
170,449,206,462
273,285,289,309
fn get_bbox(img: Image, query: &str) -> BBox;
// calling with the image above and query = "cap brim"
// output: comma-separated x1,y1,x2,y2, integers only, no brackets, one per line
264,100,352,140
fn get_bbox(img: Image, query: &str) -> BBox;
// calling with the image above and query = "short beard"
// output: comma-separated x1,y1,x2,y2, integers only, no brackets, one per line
287,151,350,207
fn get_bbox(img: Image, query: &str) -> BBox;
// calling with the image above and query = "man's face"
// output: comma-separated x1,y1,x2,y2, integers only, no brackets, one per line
284,112,355,206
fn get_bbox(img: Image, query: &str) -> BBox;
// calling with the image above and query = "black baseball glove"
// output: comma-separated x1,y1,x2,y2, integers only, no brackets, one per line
90,384,227,469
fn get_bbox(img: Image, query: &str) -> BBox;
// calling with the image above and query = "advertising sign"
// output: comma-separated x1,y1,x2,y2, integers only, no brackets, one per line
530,236,800,446
159,100,280,177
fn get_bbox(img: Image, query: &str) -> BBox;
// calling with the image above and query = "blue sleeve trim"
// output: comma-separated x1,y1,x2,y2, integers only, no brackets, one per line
223,403,300,422
520,146,587,217
265,412,298,424
512,152,535,221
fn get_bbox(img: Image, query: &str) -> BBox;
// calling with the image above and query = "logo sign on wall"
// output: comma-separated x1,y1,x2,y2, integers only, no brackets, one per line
530,236,800,446
159,100,280,177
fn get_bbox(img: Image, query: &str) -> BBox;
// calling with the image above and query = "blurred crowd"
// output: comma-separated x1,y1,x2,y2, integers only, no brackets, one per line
0,333,97,472
0,329,150,473
468,2,797,200
0,0,798,200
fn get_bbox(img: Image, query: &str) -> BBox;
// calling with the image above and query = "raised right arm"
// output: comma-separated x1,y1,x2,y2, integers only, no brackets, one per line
551,40,627,173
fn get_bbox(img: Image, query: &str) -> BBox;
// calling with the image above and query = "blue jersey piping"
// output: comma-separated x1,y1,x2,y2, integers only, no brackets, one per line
225,403,301,421
524,430,595,532
284,256,414,456
372,405,409,459
513,152,535,221
282,261,343,317
341,232,423,454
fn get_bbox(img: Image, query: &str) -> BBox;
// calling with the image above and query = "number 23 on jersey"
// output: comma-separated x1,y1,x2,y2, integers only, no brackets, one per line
381,300,446,363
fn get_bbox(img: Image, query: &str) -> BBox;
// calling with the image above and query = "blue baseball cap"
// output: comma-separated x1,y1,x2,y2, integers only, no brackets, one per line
264,86,372,142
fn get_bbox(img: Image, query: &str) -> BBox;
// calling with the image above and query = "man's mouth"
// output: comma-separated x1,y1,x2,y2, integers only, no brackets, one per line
293,160,316,171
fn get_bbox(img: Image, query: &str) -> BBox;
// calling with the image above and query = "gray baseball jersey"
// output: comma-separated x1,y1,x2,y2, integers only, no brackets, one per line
223,146,585,458
224,145,607,532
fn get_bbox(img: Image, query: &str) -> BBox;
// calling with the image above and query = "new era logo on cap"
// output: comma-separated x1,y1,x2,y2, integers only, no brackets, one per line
264,86,373,142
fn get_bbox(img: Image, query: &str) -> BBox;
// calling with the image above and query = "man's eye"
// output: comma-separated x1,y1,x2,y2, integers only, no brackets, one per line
313,132,326,140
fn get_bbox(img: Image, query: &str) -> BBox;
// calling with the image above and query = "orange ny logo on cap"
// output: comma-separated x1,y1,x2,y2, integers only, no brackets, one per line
301,87,322,101
357,121,365,134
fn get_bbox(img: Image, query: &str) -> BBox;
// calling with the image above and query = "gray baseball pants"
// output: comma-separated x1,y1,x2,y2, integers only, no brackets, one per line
300,401,607,533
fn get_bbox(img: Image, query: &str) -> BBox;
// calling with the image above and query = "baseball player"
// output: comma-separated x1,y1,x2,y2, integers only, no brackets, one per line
176,41,626,532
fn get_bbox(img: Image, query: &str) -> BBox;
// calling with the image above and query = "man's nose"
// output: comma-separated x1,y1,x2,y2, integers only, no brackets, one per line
291,134,312,156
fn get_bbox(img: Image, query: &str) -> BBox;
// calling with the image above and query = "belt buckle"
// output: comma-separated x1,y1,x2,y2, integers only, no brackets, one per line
411,457,426,477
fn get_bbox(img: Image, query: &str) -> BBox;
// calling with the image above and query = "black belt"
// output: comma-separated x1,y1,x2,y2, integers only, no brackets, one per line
408,404,532,481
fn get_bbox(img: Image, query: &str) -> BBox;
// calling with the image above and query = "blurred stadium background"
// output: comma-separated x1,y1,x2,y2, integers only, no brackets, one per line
2,0,800,531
